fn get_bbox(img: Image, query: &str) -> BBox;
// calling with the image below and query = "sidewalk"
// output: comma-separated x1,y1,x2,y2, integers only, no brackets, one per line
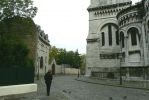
6,78,69,100
76,76,149,90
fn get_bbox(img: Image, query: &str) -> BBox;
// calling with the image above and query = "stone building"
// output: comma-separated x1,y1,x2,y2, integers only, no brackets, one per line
86,0,149,80
35,30,50,76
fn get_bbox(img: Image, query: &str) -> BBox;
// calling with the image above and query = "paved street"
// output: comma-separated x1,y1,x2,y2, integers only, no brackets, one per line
12,75,149,100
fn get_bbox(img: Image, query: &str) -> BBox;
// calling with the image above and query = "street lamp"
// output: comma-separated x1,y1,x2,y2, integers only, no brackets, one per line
77,65,80,78
119,53,123,85
37,57,40,80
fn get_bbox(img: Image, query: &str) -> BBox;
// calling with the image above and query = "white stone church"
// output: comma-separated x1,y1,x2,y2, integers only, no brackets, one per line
86,0,149,80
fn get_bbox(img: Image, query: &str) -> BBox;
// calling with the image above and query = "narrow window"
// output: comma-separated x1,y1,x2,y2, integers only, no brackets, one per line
116,31,119,45
120,32,125,48
108,25,112,46
40,56,43,69
101,32,105,46
128,28,138,46
131,32,137,45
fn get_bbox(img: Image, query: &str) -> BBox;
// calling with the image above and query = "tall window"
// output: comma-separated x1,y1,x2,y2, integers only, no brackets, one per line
116,31,119,45
120,32,125,48
40,56,43,69
128,28,139,46
108,25,112,46
101,32,105,46
131,32,137,45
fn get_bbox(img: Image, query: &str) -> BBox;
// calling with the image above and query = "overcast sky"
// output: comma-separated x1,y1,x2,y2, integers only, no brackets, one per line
33,0,141,54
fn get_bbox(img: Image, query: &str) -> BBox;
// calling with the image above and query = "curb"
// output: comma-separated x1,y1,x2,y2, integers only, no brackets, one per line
75,78,149,91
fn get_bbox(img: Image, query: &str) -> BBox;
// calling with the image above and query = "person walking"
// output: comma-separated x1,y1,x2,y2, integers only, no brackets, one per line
44,70,53,96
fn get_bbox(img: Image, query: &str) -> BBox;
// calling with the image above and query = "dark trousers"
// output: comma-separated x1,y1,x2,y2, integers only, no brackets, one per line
46,82,51,96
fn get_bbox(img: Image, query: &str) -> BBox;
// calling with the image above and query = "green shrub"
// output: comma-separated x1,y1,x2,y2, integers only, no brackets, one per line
0,36,33,68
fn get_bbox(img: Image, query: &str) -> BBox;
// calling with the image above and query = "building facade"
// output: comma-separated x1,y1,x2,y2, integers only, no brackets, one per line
86,0,149,80
35,31,50,76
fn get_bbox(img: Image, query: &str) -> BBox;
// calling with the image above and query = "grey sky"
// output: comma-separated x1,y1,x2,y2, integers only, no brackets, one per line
33,0,141,54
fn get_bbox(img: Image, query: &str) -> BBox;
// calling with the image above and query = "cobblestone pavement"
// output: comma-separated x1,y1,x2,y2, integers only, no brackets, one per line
10,75,149,100
77,76,149,89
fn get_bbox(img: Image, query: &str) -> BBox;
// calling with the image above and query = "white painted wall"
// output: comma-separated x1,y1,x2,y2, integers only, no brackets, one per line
35,35,50,76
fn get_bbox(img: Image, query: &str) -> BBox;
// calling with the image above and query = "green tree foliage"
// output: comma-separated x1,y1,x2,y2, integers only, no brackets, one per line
49,46,82,68
0,0,37,20
56,48,67,65
49,46,59,63
0,36,33,68
0,16,36,35
80,54,86,74
72,50,81,68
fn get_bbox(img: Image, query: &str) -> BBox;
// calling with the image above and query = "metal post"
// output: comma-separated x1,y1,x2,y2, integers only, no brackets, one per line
78,67,80,78
64,64,65,75
120,65,122,85
119,36,123,85
37,57,40,80
119,52,123,85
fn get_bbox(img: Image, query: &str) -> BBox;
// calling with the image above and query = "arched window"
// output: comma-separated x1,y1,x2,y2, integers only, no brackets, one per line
120,32,124,48
40,56,43,69
128,27,139,46
101,32,105,46
100,23,118,47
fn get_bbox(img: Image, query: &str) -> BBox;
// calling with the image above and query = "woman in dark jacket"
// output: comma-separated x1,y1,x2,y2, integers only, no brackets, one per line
44,70,53,96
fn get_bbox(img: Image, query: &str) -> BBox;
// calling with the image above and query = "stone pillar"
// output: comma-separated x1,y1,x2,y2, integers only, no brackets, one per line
126,68,130,79
85,67,91,77
125,35,129,63
142,20,148,66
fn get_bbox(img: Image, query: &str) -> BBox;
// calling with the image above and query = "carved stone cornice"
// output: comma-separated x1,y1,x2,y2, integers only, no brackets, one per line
86,38,98,43
117,2,143,19
39,35,50,46
117,2,144,27
87,2,131,11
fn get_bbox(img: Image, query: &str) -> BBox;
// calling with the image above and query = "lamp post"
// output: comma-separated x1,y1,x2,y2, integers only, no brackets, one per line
119,53,122,85
37,57,40,80
77,65,80,78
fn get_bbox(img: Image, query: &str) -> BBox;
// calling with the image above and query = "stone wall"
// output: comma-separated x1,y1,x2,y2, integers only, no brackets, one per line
86,0,131,76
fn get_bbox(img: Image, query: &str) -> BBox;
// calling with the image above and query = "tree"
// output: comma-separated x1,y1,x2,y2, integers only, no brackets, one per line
49,46,59,63
57,48,67,65
73,50,81,68
0,0,37,20
49,46,82,68
80,54,86,74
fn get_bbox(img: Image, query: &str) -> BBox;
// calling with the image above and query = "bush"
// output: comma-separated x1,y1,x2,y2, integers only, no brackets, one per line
0,36,33,68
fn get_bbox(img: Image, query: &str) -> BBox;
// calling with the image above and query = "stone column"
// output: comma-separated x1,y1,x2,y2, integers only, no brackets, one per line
125,35,129,64
142,20,147,66
126,68,130,79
